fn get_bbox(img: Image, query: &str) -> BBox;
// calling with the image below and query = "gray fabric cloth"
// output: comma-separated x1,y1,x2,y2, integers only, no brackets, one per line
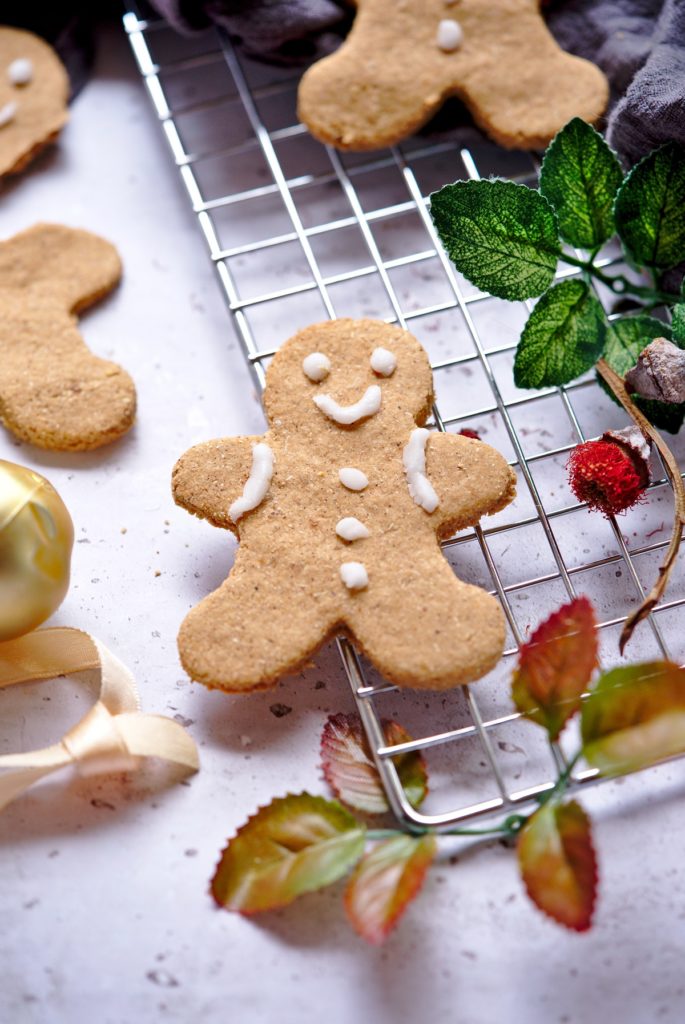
150,0,685,163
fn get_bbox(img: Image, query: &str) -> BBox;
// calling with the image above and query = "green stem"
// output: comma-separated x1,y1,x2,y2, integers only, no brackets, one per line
559,253,679,306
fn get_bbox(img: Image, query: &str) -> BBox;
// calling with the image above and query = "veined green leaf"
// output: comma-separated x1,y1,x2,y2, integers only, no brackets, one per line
601,315,683,432
344,834,437,945
582,661,685,775
430,179,560,300
321,713,427,815
614,142,685,268
513,280,606,388
672,303,685,342
211,793,365,914
540,118,623,249
518,800,597,932
512,596,598,740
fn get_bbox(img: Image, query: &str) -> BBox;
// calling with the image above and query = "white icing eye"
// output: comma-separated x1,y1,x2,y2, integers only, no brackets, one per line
370,347,397,377
303,352,331,382
0,101,17,128
7,58,33,86
436,19,463,52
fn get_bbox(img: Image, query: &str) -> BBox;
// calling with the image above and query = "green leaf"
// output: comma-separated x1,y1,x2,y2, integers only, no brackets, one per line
344,834,437,945
614,142,685,268
582,661,685,775
512,596,598,740
539,118,623,249
672,303,685,342
518,799,597,932
601,315,683,432
211,793,366,914
320,714,428,815
430,179,561,300
513,280,606,388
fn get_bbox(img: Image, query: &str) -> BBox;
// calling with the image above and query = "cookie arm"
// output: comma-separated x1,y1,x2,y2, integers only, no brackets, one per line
426,433,516,538
172,436,264,535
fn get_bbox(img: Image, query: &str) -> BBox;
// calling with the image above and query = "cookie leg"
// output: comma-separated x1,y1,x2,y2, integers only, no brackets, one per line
347,557,506,690
178,571,335,692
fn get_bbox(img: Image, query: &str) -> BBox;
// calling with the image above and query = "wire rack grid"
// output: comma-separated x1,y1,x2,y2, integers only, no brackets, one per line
123,6,685,833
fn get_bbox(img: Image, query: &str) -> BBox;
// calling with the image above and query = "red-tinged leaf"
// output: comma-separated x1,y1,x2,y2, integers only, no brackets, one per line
518,799,597,932
344,834,437,945
321,713,428,815
512,596,598,739
582,661,685,774
211,793,365,914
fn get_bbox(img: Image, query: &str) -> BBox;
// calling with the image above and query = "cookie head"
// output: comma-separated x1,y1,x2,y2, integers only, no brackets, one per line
264,319,434,432
0,27,69,177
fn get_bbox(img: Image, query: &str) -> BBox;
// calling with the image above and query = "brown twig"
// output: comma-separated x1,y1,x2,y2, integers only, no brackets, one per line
596,358,685,653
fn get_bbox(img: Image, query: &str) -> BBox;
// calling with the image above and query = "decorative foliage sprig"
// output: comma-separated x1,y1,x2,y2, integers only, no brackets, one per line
211,598,685,943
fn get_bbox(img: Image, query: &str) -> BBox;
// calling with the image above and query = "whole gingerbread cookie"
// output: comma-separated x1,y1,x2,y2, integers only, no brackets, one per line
173,319,516,692
0,27,69,177
298,0,608,151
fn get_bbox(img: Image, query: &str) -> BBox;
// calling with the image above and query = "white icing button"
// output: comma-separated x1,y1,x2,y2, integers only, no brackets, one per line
340,561,369,591
403,428,440,513
336,517,370,542
0,101,17,128
339,468,368,491
370,347,397,377
436,19,463,52
229,442,274,523
302,352,330,382
8,58,33,86
314,385,381,425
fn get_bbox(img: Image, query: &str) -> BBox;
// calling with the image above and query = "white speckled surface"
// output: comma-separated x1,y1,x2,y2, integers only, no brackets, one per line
1,23,685,1024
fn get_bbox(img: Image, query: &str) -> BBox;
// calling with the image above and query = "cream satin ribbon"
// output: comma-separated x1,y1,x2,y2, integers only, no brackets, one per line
0,627,199,812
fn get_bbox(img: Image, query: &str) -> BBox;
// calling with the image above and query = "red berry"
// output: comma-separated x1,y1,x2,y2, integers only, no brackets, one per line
567,438,649,517
458,428,481,440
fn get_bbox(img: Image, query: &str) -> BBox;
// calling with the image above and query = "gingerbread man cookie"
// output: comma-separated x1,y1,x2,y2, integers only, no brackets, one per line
173,319,516,692
0,27,69,177
298,0,609,151
0,224,136,451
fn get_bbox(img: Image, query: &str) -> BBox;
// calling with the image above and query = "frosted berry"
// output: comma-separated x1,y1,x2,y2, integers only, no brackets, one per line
567,433,650,517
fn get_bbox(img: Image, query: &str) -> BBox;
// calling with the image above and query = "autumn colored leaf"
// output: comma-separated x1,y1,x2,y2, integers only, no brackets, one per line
321,713,428,814
211,793,365,914
344,834,437,945
518,800,597,932
582,661,685,774
512,596,598,740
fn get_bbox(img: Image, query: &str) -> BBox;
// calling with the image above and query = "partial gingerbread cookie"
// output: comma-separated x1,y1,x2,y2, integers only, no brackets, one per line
298,0,609,151
173,319,516,692
0,27,69,177
0,224,136,451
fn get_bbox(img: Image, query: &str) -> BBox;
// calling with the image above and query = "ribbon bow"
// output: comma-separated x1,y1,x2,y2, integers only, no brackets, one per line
0,627,199,812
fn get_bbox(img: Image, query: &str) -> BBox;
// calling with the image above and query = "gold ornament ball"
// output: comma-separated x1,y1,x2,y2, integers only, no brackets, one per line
0,460,74,641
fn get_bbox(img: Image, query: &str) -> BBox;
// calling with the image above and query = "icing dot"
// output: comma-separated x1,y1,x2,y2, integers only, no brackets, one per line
0,101,17,129
339,468,368,491
229,442,274,523
436,19,463,52
370,347,397,377
340,562,369,591
403,428,440,513
8,58,33,86
336,517,370,542
302,352,330,382
314,385,381,425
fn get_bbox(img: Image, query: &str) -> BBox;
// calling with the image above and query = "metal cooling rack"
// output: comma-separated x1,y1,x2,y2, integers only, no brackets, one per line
123,6,685,833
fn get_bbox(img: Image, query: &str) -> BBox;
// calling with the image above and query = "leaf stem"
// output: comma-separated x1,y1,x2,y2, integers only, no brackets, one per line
596,358,685,651
366,816,528,842
559,253,679,305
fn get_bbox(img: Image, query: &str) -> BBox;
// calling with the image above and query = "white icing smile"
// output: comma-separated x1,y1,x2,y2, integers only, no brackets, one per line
340,562,368,591
229,442,274,523
0,101,17,128
336,517,370,542
339,467,368,491
370,347,397,377
403,428,440,513
314,385,381,425
302,351,330,382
